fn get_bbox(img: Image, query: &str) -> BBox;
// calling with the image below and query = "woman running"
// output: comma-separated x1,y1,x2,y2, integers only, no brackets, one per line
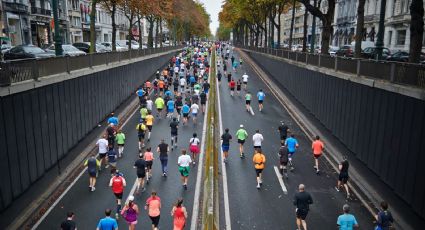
121,195,139,230
171,198,188,230
144,147,154,183
189,133,200,165
146,191,161,230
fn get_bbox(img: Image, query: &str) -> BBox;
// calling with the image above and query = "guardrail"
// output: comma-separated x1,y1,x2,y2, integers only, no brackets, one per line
239,45,425,89
0,46,183,87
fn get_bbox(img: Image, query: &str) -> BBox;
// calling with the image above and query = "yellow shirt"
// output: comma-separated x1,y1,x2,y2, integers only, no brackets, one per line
145,115,154,126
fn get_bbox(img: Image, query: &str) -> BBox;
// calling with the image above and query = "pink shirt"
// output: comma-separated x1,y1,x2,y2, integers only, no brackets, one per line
144,151,154,161
146,196,161,217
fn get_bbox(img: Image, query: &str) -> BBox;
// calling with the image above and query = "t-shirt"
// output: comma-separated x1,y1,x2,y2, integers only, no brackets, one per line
245,93,252,101
312,140,324,155
144,151,154,161
107,149,117,162
137,89,144,97
340,160,349,174
257,91,265,100
146,197,161,217
109,176,126,194
189,137,200,146
107,116,119,126
253,153,266,169
337,214,358,230
221,133,232,145
252,133,264,146
200,93,207,103
140,107,148,118
96,138,108,154
136,123,146,133
60,219,76,230
236,129,248,140
180,78,186,86
191,104,199,114
146,100,153,110
178,155,192,167
293,191,313,210
170,121,179,135
182,104,190,113
85,157,100,173
134,159,146,175
115,133,125,145
278,125,289,137
167,100,175,110
145,115,154,126
242,74,249,82
155,97,165,109
96,217,118,230
285,137,299,153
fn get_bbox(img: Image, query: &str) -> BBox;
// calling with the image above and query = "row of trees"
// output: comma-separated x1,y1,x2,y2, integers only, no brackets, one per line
218,0,424,63
88,0,211,52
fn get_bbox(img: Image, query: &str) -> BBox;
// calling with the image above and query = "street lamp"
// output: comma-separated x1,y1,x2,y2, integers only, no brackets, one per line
375,0,386,60
52,0,63,56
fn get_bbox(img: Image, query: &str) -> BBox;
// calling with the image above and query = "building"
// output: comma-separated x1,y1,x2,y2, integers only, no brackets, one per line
2,0,31,46
333,0,357,46
29,0,52,46
67,0,82,43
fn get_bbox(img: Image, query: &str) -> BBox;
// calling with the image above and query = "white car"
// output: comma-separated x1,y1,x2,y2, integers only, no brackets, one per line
328,46,339,57
102,42,128,52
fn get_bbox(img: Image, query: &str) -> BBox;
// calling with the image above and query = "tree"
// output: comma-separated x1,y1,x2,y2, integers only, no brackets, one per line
409,0,424,63
288,0,296,49
354,0,366,58
89,0,98,53
100,0,120,51
120,0,137,50
302,10,308,52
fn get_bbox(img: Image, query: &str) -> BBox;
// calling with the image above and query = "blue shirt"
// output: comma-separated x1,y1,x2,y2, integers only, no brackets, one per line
107,149,117,163
167,100,175,110
285,137,298,153
107,117,119,126
337,214,358,230
182,104,190,113
137,89,144,97
257,91,265,100
190,76,196,83
97,217,118,230
165,90,172,97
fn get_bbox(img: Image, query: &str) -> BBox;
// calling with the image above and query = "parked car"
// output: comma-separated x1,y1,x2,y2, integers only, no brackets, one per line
328,46,339,56
116,40,139,50
361,46,391,59
3,45,55,60
73,42,109,53
1,43,12,54
336,45,354,57
43,44,86,56
386,51,425,62
350,41,375,50
101,42,128,52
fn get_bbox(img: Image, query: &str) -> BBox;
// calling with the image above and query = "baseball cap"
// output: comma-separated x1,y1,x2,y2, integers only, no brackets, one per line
128,195,135,201
240,124,243,128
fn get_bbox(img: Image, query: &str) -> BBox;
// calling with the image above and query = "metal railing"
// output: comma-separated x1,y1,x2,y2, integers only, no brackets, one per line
240,45,425,89
0,46,183,86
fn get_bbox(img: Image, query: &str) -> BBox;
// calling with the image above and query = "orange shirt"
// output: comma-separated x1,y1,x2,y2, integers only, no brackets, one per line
144,151,154,161
145,81,151,88
158,80,165,89
146,196,161,217
145,115,154,126
312,140,324,155
252,153,266,169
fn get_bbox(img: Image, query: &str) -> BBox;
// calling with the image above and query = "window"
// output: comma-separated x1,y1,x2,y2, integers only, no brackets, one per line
392,0,397,16
388,31,392,45
396,30,406,45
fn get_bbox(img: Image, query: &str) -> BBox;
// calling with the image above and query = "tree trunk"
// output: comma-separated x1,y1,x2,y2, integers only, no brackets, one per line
355,0,366,58
155,18,159,48
147,16,154,48
321,18,333,54
159,17,163,47
111,3,117,51
277,11,282,48
302,11,308,52
409,0,424,63
89,0,97,53
264,14,268,47
270,11,274,48
289,0,296,49
137,15,142,49
244,24,249,46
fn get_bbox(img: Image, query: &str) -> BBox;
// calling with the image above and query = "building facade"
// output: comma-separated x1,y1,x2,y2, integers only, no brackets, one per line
333,0,357,46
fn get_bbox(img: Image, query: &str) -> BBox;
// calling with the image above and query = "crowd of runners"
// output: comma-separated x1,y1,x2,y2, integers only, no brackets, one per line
59,42,395,230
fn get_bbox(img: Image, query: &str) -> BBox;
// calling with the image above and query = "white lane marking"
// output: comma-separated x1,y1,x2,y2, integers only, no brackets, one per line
249,106,255,116
273,166,288,195
190,53,211,230
217,60,232,229
32,97,140,229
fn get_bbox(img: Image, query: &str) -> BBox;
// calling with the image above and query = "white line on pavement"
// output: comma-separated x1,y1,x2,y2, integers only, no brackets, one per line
249,106,255,116
273,166,288,195
216,57,232,230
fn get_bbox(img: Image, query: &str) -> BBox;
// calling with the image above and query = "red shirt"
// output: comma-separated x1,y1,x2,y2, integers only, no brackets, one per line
229,81,236,88
110,176,126,193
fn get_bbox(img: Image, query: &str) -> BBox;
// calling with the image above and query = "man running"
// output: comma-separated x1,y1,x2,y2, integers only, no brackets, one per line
145,111,154,142
140,106,148,123
157,139,170,177
252,129,264,150
115,129,125,158
107,113,119,126
96,135,108,169
278,121,290,145
154,96,165,118
257,89,265,112
166,97,175,119
190,102,200,124
229,79,236,96
312,136,324,174
336,157,351,199
136,119,147,150
200,91,207,113
134,152,146,194
221,128,232,163
182,102,190,125
106,145,117,172
293,184,313,230
96,209,118,230
278,145,289,178
84,154,100,192
170,117,179,150
236,79,242,96
245,91,252,112
178,149,192,190
253,149,266,189
236,124,248,158
285,134,299,171
109,171,126,218
242,72,249,90
136,87,145,104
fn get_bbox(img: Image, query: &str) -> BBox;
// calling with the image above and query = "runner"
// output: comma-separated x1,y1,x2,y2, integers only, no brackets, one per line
203,80,210,94
96,209,118,230
285,134,299,171
252,129,264,150
221,128,232,163
158,78,165,96
109,171,126,219
178,149,192,190
115,129,125,158
335,157,351,199
235,124,248,158
167,97,175,119
145,191,161,230
229,78,236,96
189,133,200,165
121,195,139,230
278,121,290,145
337,204,359,230
144,147,154,183
257,89,265,112
190,102,200,124
154,96,165,118
153,78,159,96
245,91,252,112
133,152,146,194
171,198,188,230
227,72,232,83
242,72,249,90
157,139,170,177
293,184,313,230
60,211,76,230
107,113,119,126
311,135,324,174
136,119,146,150
106,145,117,172
175,92,183,121
200,91,207,113
145,80,152,95
96,135,108,169
239,57,243,66
253,149,266,189
182,102,190,125
136,87,145,104
140,106,148,123
278,145,289,178
217,70,222,82
106,123,116,150
146,97,154,112
84,154,100,192
173,77,179,94
375,201,394,230
145,111,154,142
236,79,242,96
179,76,186,94
170,117,179,150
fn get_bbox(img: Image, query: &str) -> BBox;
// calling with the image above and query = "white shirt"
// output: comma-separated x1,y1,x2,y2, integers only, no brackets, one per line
242,74,249,82
174,66,179,74
191,104,199,113
146,100,153,111
180,63,185,70
189,137,200,146
252,133,264,146
178,155,192,167
179,78,186,86
96,138,109,154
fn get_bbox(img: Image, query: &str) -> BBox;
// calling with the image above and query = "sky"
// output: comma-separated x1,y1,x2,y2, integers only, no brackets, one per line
199,0,222,36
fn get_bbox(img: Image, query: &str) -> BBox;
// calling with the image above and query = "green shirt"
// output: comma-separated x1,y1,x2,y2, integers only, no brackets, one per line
140,107,148,118
155,97,165,109
115,133,126,144
194,84,201,91
245,93,252,101
236,129,248,140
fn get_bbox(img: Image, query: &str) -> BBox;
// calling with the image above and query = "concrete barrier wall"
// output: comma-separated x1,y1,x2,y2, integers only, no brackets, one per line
0,52,174,211
248,51,425,219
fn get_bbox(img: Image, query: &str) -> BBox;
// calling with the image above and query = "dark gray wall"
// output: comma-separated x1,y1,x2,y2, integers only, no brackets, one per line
248,51,425,219
0,53,174,212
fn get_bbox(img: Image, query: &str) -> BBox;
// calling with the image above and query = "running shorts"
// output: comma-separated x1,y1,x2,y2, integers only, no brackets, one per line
222,144,230,152
237,139,245,144
258,100,263,104
146,161,153,169
192,112,198,117
147,125,153,131
313,153,322,159
230,87,235,91
137,172,146,178
189,145,199,154
183,113,189,118
254,145,261,149
150,215,160,227
171,132,178,137
246,100,251,105
288,151,295,157
201,101,206,105
159,88,164,92
138,133,145,140
179,166,190,177
157,108,163,112
99,153,106,159
176,108,182,114
88,170,97,177
280,157,288,165
117,143,125,147
296,208,309,220
114,192,123,199
338,172,349,183
255,168,263,176
280,135,287,141
243,81,248,84
168,108,174,113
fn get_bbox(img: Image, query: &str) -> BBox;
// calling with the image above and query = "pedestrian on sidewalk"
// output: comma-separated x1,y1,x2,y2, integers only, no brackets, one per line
134,152,146,194
335,157,351,199
375,201,394,230
221,128,232,163
178,149,192,190
136,119,147,150
293,184,313,230
115,129,126,158
146,191,161,230
311,136,324,174
253,149,266,189
171,198,188,230
252,129,264,150
285,134,299,171
278,145,289,178
96,135,109,169
236,124,248,158
157,139,170,177
84,154,100,192
96,209,118,230
121,195,139,230
257,89,265,112
60,211,76,230
189,133,200,165
144,147,154,183
109,171,126,219
337,204,359,230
